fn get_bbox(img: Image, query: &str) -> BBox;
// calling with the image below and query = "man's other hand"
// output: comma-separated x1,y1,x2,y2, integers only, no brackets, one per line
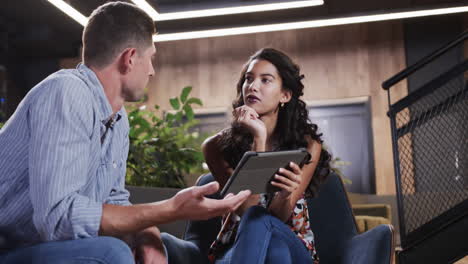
170,182,250,220
134,227,166,264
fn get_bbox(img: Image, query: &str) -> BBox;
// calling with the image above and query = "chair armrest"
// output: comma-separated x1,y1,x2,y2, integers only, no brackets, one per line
355,215,391,234
352,204,391,221
342,224,395,264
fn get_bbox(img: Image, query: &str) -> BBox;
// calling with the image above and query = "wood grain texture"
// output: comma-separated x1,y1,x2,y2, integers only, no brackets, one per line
146,20,409,195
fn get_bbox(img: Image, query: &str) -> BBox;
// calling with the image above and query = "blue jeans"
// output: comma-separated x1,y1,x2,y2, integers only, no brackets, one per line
0,236,134,264
161,233,208,264
216,206,313,264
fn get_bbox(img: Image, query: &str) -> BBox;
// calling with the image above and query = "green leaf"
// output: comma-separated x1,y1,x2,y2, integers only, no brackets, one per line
180,86,192,103
175,111,183,122
126,88,208,188
184,104,194,120
166,113,175,122
170,98,180,110
186,98,203,106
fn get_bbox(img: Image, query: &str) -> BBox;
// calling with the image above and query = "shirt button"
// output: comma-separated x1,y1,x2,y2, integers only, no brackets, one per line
112,162,117,168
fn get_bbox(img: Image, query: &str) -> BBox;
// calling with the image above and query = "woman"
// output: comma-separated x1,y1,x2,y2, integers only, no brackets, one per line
202,48,331,264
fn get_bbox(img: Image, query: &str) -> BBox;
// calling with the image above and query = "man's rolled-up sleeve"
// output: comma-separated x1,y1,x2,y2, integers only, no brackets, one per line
104,185,132,206
28,76,103,241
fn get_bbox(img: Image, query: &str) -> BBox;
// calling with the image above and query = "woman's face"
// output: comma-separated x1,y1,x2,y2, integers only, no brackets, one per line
242,59,291,116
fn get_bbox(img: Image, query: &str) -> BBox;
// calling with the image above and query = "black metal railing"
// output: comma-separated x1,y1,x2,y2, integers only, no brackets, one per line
383,30,468,263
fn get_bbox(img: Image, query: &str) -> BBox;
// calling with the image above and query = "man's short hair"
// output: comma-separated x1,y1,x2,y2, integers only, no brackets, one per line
82,1,155,68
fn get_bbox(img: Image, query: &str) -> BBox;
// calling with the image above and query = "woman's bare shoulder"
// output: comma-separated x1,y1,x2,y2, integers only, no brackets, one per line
202,128,228,152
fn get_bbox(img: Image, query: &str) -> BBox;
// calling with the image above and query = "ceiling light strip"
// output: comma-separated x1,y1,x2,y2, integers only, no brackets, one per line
47,0,88,26
130,0,160,21
46,1,468,44
153,5,468,42
155,0,324,21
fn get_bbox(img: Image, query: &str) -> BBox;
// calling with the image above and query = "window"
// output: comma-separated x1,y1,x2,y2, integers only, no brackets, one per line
189,108,229,136
307,97,375,194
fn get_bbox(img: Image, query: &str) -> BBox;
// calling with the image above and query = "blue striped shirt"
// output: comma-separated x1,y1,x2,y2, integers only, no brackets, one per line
0,63,130,249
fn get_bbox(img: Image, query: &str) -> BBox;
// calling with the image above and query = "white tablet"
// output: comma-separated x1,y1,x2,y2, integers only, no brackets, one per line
220,149,311,197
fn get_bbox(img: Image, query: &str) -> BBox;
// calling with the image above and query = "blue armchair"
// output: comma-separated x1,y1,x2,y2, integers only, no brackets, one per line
307,173,395,264
179,173,394,263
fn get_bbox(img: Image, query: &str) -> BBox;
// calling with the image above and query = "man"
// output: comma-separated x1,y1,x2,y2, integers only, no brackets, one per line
0,2,250,264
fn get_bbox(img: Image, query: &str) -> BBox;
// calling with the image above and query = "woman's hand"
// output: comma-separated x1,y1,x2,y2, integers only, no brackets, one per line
232,106,267,141
267,162,303,222
271,162,302,201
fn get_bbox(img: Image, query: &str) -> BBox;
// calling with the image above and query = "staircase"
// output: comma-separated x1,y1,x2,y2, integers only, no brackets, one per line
382,31,468,263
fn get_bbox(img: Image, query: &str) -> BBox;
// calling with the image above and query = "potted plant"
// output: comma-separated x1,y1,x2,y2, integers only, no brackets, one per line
124,86,211,237
125,86,209,202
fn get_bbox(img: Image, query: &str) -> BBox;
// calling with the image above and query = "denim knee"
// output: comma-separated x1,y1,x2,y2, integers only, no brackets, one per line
238,206,274,232
243,206,269,219
265,237,292,264
90,236,134,264
162,232,207,264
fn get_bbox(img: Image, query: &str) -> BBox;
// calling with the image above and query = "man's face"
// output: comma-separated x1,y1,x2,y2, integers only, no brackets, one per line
122,43,156,102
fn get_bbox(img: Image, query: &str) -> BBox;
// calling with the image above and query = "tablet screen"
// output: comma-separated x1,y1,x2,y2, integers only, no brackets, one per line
220,149,310,197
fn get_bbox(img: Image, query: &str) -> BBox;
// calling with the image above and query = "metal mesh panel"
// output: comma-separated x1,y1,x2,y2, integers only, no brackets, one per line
393,63,468,238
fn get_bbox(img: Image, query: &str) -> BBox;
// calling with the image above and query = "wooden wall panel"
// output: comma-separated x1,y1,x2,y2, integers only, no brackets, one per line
147,20,408,195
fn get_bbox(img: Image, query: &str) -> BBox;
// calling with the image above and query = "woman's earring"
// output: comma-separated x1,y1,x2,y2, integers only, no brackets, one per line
281,102,285,108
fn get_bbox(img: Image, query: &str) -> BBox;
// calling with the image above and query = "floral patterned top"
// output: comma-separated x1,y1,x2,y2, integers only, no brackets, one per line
208,193,319,263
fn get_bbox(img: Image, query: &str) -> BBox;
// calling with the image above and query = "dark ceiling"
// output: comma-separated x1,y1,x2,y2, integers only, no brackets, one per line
0,0,467,58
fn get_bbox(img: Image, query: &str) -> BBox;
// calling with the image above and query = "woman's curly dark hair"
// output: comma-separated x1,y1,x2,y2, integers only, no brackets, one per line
218,48,331,198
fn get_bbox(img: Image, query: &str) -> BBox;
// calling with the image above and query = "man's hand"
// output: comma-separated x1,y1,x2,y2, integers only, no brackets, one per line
100,182,250,239
170,181,251,220
134,227,166,264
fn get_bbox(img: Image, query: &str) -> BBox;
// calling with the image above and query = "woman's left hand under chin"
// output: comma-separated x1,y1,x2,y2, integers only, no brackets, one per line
232,105,267,141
